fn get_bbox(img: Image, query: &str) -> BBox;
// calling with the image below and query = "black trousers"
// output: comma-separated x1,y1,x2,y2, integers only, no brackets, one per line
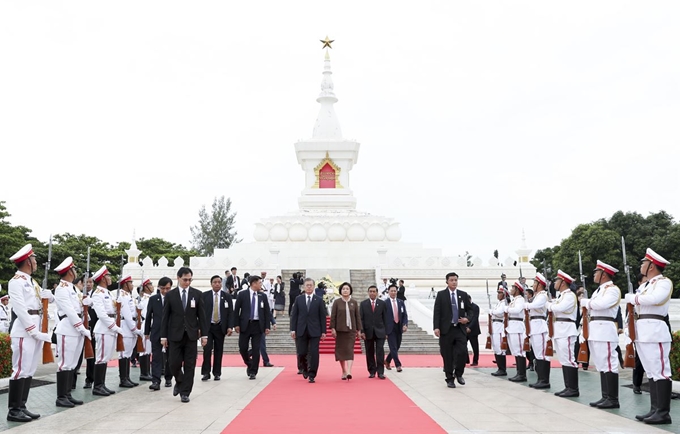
365,336,385,375
296,330,320,378
202,323,226,376
386,327,403,367
632,350,644,387
440,325,467,381
288,293,300,315
151,338,172,383
168,332,198,396
466,333,480,364
239,321,262,376
85,320,98,382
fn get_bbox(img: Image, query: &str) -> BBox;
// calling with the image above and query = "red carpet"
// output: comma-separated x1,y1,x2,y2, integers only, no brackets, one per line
221,354,446,434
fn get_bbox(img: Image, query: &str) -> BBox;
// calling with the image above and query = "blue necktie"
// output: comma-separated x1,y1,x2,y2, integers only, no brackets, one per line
451,292,458,324
182,289,187,310
250,292,256,320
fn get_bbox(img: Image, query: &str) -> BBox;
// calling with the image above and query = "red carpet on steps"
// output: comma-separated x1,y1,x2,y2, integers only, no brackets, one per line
221,354,446,434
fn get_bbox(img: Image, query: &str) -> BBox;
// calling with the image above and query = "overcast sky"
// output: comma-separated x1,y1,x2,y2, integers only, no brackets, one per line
1,1,678,262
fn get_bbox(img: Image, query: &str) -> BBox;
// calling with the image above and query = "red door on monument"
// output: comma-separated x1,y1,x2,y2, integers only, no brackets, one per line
319,163,336,188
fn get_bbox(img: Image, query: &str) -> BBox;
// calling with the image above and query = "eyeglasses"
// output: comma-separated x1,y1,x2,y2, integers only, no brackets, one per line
180,278,192,283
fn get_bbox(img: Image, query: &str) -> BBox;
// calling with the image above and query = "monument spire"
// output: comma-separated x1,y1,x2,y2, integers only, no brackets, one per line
312,36,342,139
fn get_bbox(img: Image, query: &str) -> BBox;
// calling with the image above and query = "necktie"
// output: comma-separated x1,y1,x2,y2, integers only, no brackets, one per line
213,292,219,323
451,292,459,324
182,289,187,310
371,300,375,312
161,296,164,306
250,292,256,320
307,295,311,309
393,299,399,323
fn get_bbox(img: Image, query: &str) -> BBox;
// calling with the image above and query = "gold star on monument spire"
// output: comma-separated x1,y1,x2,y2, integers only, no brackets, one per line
320,36,334,49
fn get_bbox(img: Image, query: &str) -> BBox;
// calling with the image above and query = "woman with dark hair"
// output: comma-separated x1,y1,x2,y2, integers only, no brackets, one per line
330,282,362,381
273,276,285,318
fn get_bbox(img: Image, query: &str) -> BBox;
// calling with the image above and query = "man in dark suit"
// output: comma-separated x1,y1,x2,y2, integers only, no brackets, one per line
397,279,407,301
288,272,303,316
202,275,234,381
225,267,240,300
360,285,389,379
433,272,473,388
465,295,481,366
234,275,271,380
160,267,209,403
290,277,326,383
144,277,173,391
385,284,409,372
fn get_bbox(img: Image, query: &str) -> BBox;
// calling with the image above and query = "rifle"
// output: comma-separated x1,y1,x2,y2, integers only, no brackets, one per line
500,285,508,351
485,280,492,350
135,270,145,352
523,303,531,352
576,250,589,363
115,255,125,352
82,247,94,359
621,236,636,368
545,310,554,357
41,236,55,364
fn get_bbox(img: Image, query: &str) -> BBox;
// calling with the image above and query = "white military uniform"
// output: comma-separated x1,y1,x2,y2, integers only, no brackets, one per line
585,281,621,373
525,291,550,360
138,292,152,355
92,286,119,364
8,272,51,379
631,275,673,380
548,289,578,368
117,290,141,359
54,279,87,371
505,295,526,357
0,301,9,333
490,299,507,355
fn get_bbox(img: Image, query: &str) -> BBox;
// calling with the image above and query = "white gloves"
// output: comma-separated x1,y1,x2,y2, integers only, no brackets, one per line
546,302,553,312
579,298,590,309
578,333,586,344
623,336,632,346
30,329,52,342
112,325,123,335
81,297,93,306
40,289,54,302
135,329,144,338
503,306,509,313
79,328,92,340
624,293,636,304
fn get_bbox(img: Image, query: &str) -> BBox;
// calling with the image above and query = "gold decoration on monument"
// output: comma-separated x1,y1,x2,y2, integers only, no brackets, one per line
313,152,343,189
320,36,334,49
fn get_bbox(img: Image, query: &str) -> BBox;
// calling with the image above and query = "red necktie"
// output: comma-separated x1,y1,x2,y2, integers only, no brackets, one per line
393,299,399,323
371,300,375,312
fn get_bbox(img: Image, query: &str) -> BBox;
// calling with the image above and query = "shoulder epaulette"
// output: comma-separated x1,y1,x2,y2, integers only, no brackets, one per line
12,274,26,280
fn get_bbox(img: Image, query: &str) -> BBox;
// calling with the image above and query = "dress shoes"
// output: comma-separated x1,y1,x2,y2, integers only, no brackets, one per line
249,374,256,380
302,371,309,380
7,409,32,423
385,362,392,370
83,380,93,389
149,382,160,391
396,366,403,373
180,395,190,403
173,385,179,396
368,373,375,378
165,380,172,388
378,374,386,380
263,363,274,367
456,376,465,385
308,377,315,383
201,374,210,381
633,385,641,394
471,362,478,367
446,381,456,388
214,375,220,381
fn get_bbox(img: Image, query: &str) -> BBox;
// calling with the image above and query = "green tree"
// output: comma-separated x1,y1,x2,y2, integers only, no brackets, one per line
190,196,240,256
134,237,198,265
531,245,561,280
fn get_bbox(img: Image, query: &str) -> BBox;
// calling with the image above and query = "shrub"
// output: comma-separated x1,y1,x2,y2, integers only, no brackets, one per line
671,331,680,381
0,333,11,379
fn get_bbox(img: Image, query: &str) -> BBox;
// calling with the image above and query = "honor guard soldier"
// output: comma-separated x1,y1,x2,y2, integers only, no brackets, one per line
0,294,9,333
53,257,92,408
547,270,579,397
525,272,551,389
504,281,527,382
90,266,122,396
7,244,55,422
625,248,673,425
137,278,154,382
117,275,144,387
490,287,510,376
580,260,621,409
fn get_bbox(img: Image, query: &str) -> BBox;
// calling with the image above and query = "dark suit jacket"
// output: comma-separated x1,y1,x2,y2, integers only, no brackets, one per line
385,297,408,335
467,302,480,336
290,293,327,337
397,285,407,301
203,290,235,334
225,275,241,295
144,293,164,341
161,286,209,342
233,289,271,333
433,288,473,335
360,298,389,339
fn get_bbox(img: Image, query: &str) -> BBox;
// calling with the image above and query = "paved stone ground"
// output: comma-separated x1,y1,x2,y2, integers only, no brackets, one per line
0,361,677,433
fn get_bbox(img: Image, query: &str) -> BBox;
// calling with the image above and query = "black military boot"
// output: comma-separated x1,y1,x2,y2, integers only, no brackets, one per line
533,360,551,389
6,379,32,422
55,371,75,408
119,358,136,388
597,372,619,409
528,358,541,388
65,370,83,405
92,364,110,396
643,379,672,425
139,355,153,381
491,354,507,376
554,367,569,396
71,370,77,390
589,372,608,407
126,358,139,386
560,367,580,397
636,379,657,421
509,356,527,382
19,377,40,419
101,363,116,395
